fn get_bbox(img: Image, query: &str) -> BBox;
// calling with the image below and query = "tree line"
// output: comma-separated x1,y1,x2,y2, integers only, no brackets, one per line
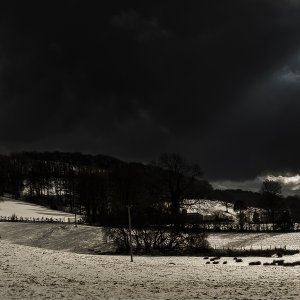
0,151,212,226
0,151,300,231
232,179,294,231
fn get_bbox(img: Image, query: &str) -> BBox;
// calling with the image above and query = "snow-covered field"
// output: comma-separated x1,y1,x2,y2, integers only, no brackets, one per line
183,199,236,216
0,223,107,254
208,232,300,250
182,199,262,222
1,239,300,300
0,198,76,222
1,198,300,299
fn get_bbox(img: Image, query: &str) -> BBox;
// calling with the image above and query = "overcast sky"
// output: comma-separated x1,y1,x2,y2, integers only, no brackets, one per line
1,1,300,190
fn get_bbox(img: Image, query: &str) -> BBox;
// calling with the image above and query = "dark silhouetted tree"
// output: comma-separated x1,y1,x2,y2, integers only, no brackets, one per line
260,179,282,231
252,210,260,223
234,200,247,230
156,153,203,225
277,210,293,231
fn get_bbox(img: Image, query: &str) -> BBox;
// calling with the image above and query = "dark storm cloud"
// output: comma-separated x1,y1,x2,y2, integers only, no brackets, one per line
1,1,300,181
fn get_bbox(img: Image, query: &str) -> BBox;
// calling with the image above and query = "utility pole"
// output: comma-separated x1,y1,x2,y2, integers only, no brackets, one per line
74,211,77,227
127,205,133,262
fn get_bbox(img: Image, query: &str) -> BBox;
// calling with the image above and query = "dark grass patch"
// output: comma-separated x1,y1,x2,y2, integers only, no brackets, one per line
249,261,261,265
273,259,284,265
207,248,299,257
283,262,295,267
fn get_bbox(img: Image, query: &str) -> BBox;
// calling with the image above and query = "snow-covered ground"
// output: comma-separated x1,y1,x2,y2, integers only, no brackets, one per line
2,222,300,253
208,232,300,250
1,239,300,299
183,199,236,216
0,198,76,222
1,198,300,299
182,199,262,222
0,223,107,254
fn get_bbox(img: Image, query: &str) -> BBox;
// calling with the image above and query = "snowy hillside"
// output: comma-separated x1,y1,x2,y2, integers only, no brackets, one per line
208,232,300,250
183,199,235,217
182,199,262,221
0,222,107,254
0,197,77,222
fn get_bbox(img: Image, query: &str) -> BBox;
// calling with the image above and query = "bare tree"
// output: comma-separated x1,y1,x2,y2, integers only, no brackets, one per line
233,200,247,230
156,153,203,225
260,179,282,231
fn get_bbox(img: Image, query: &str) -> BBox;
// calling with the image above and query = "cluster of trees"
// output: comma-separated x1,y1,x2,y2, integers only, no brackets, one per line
0,151,299,231
233,180,294,231
0,152,212,226
105,227,210,255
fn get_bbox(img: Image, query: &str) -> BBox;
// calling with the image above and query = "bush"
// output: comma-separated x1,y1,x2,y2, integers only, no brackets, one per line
185,233,211,252
11,213,17,222
104,227,210,255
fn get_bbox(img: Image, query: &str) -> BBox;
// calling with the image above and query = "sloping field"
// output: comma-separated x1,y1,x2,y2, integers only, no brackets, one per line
183,199,262,220
0,198,76,221
1,239,300,300
208,232,300,250
0,222,107,254
183,199,236,216
1,222,300,298
1,221,300,254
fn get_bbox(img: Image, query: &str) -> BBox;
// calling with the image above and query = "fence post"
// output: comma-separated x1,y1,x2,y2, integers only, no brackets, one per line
127,205,133,263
